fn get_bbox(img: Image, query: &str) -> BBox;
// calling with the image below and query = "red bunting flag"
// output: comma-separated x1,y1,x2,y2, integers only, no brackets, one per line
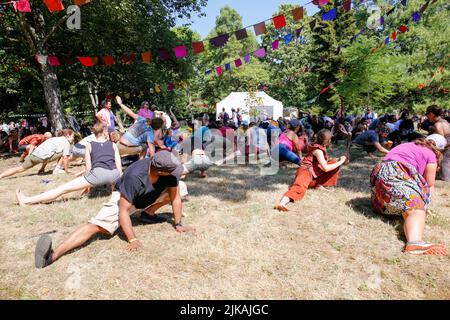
103,55,115,66
273,15,286,29
292,7,304,21
48,56,61,66
44,0,64,12
121,54,136,64
141,52,152,63
343,0,351,12
216,66,223,76
392,31,397,41
192,41,205,54
399,25,409,33
77,56,98,67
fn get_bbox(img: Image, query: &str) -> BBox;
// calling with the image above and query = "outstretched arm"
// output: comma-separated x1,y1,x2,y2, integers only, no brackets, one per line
374,142,389,154
115,96,138,121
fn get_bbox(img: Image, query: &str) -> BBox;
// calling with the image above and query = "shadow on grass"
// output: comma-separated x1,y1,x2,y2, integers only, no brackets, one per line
346,197,405,242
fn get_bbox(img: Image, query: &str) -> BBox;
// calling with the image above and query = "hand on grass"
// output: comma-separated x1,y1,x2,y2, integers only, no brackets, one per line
175,225,196,234
127,240,143,252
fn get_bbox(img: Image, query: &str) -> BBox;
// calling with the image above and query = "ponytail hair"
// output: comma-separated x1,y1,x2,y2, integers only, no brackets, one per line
414,138,443,164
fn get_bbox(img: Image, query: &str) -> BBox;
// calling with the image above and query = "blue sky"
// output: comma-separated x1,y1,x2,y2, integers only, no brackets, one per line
176,0,319,39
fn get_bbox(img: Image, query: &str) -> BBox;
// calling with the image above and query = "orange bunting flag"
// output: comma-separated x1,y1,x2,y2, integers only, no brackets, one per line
254,22,267,36
141,52,152,64
44,0,64,12
292,7,304,21
73,0,91,6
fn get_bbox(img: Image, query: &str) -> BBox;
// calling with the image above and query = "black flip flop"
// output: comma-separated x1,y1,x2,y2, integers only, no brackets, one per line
140,213,167,225
35,235,53,269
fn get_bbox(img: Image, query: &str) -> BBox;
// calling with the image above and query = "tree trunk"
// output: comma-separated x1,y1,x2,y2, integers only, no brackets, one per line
40,63,66,132
87,82,99,113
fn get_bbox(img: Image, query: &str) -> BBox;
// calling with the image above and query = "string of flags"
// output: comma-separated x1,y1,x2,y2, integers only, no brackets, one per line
0,0,91,13
309,0,435,103
418,54,449,91
205,0,362,77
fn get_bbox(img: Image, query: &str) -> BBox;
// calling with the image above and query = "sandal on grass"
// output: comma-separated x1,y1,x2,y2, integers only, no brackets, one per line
404,242,448,256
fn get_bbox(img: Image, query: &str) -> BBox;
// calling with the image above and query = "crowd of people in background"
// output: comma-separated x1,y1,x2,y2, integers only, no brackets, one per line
0,101,449,267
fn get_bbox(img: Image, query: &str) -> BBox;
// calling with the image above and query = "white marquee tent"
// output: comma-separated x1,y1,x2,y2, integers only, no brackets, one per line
216,92,284,123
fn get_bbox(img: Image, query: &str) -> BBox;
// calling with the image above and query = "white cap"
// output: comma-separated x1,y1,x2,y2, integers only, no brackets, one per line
427,134,447,150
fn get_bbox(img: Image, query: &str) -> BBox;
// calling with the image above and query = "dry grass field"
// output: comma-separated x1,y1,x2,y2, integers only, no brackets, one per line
0,146,449,300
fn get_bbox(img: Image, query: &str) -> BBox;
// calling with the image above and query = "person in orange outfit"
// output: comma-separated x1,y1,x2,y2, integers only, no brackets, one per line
275,129,349,212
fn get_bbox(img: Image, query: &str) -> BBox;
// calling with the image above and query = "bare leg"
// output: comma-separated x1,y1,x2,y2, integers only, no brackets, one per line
16,177,92,206
403,209,426,243
0,166,27,179
52,223,107,262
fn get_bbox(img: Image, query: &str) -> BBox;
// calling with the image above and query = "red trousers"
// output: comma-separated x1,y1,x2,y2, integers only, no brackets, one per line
284,160,340,202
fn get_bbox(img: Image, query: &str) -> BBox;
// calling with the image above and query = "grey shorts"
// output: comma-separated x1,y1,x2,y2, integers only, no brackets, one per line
84,167,121,186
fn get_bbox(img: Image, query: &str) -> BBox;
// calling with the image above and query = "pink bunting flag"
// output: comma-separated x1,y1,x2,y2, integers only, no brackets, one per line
216,66,223,76
174,45,187,59
235,59,242,68
48,56,61,66
254,48,266,58
167,83,175,91
13,0,31,12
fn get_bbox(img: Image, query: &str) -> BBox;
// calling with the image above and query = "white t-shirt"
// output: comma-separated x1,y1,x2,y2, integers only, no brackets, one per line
32,137,71,160
79,134,97,146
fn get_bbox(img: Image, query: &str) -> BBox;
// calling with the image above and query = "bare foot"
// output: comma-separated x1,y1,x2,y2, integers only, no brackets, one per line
15,188,28,206
274,204,289,212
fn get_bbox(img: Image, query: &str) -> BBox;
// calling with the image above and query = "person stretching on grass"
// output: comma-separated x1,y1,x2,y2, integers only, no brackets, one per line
34,151,212,268
0,129,74,179
18,132,53,163
16,123,122,206
351,125,391,159
274,129,349,212
370,136,447,256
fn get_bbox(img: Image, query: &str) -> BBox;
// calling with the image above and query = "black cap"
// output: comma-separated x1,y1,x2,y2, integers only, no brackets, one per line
151,151,184,178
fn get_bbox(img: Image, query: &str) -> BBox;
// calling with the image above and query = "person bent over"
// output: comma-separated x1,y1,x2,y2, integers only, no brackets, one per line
275,129,349,212
18,132,52,163
34,151,194,268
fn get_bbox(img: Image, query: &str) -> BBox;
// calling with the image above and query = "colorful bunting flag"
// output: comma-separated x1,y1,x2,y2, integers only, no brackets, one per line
254,22,267,36
284,34,292,45
210,34,229,48
235,59,242,68
254,48,266,58
62,56,76,66
103,55,115,66
225,63,231,71
205,69,212,75
380,16,385,25
244,54,251,63
13,0,31,13
272,40,280,50
121,54,136,65
48,56,60,66
77,56,97,67
167,83,175,91
392,31,397,41
141,52,152,64
216,66,223,76
44,0,64,12
235,28,248,40
273,15,286,29
295,28,303,38
155,86,161,93
158,49,169,61
385,37,389,45
35,55,48,65
343,0,351,12
313,0,330,5
322,8,337,21
399,25,408,33
412,12,420,22
401,0,407,6
292,7,304,21
73,0,91,6
192,42,205,54
174,45,187,59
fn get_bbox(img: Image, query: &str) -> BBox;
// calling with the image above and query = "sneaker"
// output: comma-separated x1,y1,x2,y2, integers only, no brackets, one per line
52,166,64,175
140,213,167,225
184,154,214,173
404,242,448,256
35,235,54,268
